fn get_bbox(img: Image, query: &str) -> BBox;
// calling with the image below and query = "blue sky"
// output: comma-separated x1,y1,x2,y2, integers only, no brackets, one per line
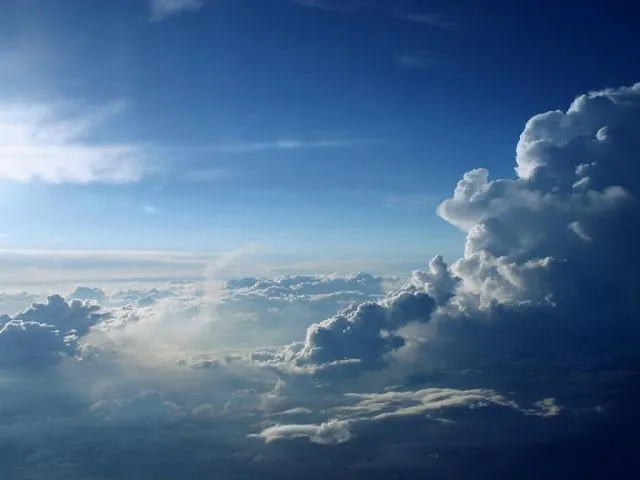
1,0,639,262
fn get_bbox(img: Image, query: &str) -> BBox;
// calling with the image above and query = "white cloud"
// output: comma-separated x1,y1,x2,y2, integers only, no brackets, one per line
210,139,357,154
432,84,640,311
0,295,104,368
250,386,561,446
395,13,455,29
338,388,520,420
150,0,205,21
291,0,374,12
293,0,455,29
211,272,386,346
251,419,351,444
263,289,436,372
0,100,149,184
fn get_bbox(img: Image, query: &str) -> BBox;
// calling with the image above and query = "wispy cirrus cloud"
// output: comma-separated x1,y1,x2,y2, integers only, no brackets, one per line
150,0,206,22
0,100,150,184
209,139,358,154
395,12,456,29
291,0,375,12
292,0,455,29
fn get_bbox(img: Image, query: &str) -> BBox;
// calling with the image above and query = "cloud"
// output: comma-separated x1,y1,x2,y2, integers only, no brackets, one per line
150,0,205,21
0,319,65,368
82,272,387,352
209,139,357,154
143,205,158,214
0,291,43,315
432,83,640,312
395,12,455,29
338,388,521,420
68,287,107,303
293,0,455,29
0,295,104,368
2,82,640,477
276,289,435,372
291,0,374,12
0,248,412,285
14,294,104,336
251,419,351,444
0,100,149,184
0,248,218,285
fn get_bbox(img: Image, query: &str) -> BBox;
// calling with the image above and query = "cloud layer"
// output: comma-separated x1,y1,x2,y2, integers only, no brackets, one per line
2,83,640,477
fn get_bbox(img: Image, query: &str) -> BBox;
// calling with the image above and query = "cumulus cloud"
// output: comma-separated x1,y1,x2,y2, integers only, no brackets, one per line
0,100,149,184
15,294,104,336
277,290,435,371
431,83,640,315
210,272,386,346
0,295,103,368
68,287,107,303
0,319,65,368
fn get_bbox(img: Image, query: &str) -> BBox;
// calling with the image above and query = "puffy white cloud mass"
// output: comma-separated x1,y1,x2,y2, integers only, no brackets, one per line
2,83,640,478
0,295,104,368
435,84,640,311
286,290,435,371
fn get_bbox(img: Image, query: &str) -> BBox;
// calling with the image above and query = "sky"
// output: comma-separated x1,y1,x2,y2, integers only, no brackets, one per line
2,2,640,479
1,0,638,270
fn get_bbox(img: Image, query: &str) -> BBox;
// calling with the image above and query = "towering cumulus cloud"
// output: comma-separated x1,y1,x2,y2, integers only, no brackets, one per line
437,84,640,311
284,83,640,374
432,84,640,335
